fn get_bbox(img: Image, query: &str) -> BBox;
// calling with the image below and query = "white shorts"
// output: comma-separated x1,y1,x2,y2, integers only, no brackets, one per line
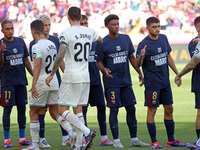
59,82,89,107
29,89,59,107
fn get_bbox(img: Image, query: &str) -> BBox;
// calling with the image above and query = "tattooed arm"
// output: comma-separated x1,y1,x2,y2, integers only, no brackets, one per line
174,55,200,87
46,43,67,86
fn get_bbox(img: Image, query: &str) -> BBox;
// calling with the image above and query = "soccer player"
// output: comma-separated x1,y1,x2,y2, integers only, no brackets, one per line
175,16,200,149
0,20,32,148
23,19,75,150
81,14,113,146
95,14,150,148
46,6,103,150
29,14,69,148
136,16,186,149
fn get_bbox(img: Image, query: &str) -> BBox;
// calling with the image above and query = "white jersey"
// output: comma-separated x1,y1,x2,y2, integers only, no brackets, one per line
59,25,99,83
32,39,59,91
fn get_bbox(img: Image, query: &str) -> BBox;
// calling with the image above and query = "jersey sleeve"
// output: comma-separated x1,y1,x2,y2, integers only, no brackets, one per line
90,28,99,42
136,42,145,59
59,31,69,45
127,35,135,55
194,41,200,58
164,35,172,54
32,44,42,60
22,39,29,58
95,43,104,61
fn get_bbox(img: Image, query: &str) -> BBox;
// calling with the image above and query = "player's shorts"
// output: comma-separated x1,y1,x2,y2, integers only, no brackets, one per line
194,92,200,109
1,85,27,106
29,89,59,107
59,82,89,107
105,86,136,108
145,85,173,107
88,84,105,106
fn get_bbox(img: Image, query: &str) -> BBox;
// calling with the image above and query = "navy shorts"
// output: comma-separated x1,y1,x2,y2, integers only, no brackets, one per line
145,85,173,107
105,86,136,108
1,85,28,106
195,92,200,109
88,84,105,106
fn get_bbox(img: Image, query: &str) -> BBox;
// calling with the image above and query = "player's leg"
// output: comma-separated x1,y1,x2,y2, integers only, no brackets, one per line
90,85,113,146
82,105,88,126
195,92,200,141
161,86,186,147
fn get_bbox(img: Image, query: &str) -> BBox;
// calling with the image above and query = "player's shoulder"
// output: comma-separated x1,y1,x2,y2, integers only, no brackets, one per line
14,37,25,43
158,34,168,40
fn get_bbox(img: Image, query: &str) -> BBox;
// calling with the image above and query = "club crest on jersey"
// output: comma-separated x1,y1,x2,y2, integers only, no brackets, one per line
116,46,121,51
13,48,17,53
195,47,200,54
60,36,65,41
158,47,162,53
33,52,37,59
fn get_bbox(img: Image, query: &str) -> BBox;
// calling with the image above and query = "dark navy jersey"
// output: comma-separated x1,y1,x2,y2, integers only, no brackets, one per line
29,35,62,85
136,34,171,88
96,34,134,89
188,37,200,92
0,37,29,87
88,42,101,86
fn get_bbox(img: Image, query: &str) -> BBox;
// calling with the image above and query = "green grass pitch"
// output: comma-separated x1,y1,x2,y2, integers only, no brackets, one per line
0,63,196,149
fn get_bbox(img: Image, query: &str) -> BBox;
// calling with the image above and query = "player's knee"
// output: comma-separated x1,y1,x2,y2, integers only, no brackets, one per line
39,107,48,115
110,107,119,116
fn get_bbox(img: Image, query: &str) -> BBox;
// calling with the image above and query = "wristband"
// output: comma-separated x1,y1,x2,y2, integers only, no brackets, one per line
0,51,4,55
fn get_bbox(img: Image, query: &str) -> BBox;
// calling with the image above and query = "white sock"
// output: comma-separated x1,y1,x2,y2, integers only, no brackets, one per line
32,142,39,148
19,138,25,141
114,139,120,143
101,135,108,141
62,135,69,141
40,138,46,143
75,113,84,148
57,115,72,133
131,137,138,142
62,110,89,133
30,121,40,144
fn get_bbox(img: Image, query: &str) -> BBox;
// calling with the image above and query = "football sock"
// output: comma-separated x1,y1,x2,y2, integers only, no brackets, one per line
40,137,46,143
30,121,40,143
60,125,68,137
82,105,88,126
17,105,26,139
97,105,107,136
196,129,200,139
38,114,45,138
125,105,137,138
147,122,157,143
62,135,69,141
56,115,72,133
109,107,119,139
101,135,108,141
164,119,175,142
114,138,120,143
62,110,90,134
131,137,138,142
75,113,84,148
3,106,12,140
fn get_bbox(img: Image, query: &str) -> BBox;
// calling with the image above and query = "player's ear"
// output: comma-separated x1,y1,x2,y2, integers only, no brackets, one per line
67,15,70,21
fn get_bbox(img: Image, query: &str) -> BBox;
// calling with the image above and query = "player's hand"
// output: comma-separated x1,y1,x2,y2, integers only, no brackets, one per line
140,45,146,57
174,75,182,87
29,86,39,98
104,68,113,78
138,74,144,86
46,75,53,86
1,40,6,52
193,38,200,45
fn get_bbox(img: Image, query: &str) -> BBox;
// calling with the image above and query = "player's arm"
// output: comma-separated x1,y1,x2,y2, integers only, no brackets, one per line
96,36,103,44
25,57,33,76
30,58,41,98
136,45,146,68
97,60,113,78
168,54,178,75
46,43,66,86
60,60,65,73
129,54,144,86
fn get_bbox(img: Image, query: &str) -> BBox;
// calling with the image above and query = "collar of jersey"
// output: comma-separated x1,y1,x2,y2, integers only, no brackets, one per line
72,25,80,27
38,39,46,43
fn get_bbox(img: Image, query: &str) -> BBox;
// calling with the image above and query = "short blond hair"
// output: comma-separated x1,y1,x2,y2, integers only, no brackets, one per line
37,14,50,21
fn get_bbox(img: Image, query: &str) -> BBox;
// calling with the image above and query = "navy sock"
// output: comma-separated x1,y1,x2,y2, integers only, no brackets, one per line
38,114,45,138
125,105,137,138
60,125,68,136
17,105,26,139
109,107,119,139
3,106,12,139
164,119,175,142
97,105,107,136
196,129,200,139
82,105,88,127
147,122,157,143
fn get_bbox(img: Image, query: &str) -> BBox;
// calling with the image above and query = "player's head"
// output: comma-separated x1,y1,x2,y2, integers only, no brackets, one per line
67,6,81,21
146,17,160,37
104,14,119,34
37,13,51,36
1,20,14,41
194,16,200,32
80,15,88,27
30,20,44,39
